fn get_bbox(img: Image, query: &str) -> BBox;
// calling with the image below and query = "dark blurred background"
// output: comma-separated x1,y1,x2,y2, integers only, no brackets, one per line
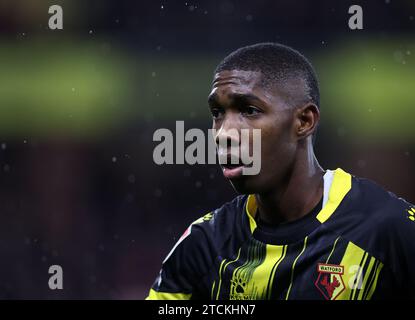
0,0,414,299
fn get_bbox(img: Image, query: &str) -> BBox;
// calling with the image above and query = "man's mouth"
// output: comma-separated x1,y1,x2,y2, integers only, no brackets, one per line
220,155,252,179
222,164,244,179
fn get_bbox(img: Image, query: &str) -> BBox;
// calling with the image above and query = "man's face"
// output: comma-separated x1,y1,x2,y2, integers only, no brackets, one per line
208,70,299,194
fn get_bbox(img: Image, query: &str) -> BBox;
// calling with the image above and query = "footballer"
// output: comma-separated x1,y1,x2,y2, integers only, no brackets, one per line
146,43,415,300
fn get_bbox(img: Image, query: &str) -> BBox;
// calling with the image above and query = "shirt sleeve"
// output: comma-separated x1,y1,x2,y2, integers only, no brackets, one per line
145,219,214,300
384,196,415,298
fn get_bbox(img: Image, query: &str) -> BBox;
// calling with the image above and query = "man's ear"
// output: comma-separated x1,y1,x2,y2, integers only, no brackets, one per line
295,103,320,140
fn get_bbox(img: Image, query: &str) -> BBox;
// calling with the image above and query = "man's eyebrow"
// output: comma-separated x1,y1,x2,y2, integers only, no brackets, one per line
208,92,263,107
229,92,263,105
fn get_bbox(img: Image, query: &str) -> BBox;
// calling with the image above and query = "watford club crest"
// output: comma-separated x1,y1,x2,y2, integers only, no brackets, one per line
315,263,345,300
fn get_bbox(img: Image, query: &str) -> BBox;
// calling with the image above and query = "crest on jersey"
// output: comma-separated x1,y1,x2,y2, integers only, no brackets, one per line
315,263,345,300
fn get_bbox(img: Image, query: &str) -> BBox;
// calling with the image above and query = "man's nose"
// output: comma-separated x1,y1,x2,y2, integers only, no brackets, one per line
214,114,241,148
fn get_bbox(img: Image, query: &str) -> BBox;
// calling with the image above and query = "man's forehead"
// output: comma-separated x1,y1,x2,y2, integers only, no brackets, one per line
212,70,263,89
210,69,308,108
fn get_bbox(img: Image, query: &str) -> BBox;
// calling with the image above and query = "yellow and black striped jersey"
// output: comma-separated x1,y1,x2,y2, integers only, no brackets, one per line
146,168,415,300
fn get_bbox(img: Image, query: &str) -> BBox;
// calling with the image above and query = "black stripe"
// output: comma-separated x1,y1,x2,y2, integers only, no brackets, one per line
353,254,372,300
325,239,349,266
265,245,286,299
272,245,298,299
349,252,367,300
363,260,380,300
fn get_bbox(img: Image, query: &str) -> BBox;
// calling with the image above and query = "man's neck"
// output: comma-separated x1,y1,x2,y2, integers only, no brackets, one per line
255,153,325,226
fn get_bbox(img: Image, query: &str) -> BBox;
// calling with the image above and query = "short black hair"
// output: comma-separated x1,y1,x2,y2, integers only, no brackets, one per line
214,42,320,143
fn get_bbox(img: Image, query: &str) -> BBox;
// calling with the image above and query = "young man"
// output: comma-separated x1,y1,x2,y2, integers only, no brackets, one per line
146,43,415,300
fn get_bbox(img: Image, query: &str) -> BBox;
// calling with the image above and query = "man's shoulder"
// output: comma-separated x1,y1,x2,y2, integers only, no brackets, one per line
162,195,249,265
350,173,414,228
190,194,249,235
348,173,415,275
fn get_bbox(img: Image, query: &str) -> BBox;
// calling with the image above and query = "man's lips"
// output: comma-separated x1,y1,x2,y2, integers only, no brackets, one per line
221,164,244,179
220,155,253,179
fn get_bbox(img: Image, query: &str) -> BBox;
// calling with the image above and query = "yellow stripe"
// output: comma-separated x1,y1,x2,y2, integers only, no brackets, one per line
325,236,341,264
316,168,352,223
245,195,258,233
366,262,384,300
211,280,216,300
285,237,308,300
216,248,242,300
236,244,285,299
214,260,226,300
336,242,366,300
191,211,213,225
146,288,191,300
358,257,375,300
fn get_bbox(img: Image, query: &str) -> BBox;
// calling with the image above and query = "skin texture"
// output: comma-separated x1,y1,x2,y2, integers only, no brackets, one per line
207,70,325,225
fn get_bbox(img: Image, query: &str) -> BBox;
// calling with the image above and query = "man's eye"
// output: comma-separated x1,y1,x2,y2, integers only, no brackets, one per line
243,106,261,116
210,107,224,119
